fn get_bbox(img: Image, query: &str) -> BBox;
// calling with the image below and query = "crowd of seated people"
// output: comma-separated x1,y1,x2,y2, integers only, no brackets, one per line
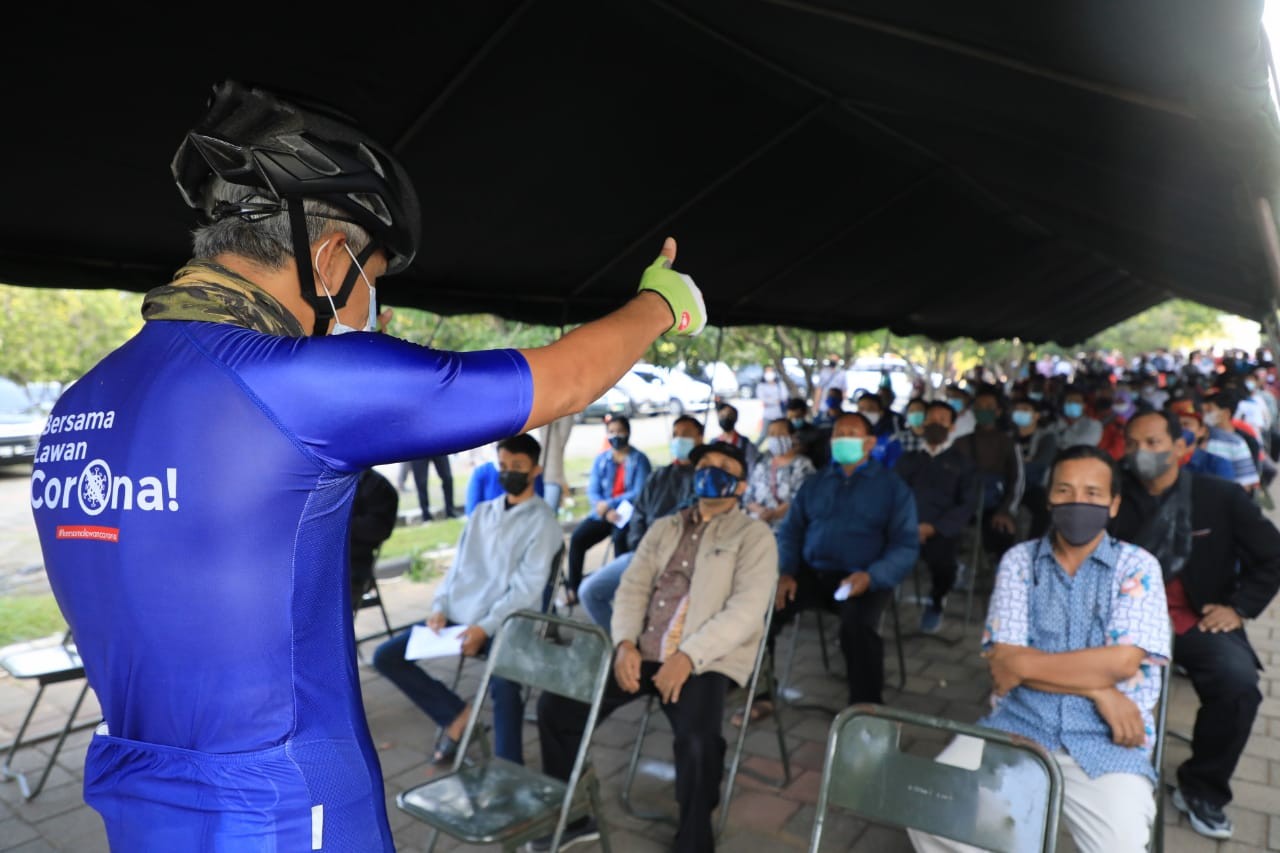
366,346,1280,851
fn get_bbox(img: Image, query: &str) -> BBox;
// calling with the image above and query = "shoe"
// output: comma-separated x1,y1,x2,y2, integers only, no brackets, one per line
919,604,944,634
1172,787,1233,840
523,817,599,851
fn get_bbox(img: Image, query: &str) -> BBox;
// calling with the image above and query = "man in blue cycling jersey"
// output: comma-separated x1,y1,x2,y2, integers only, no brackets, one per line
29,81,706,851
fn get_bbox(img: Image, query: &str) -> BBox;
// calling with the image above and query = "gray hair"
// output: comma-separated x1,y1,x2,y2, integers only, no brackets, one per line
191,179,371,269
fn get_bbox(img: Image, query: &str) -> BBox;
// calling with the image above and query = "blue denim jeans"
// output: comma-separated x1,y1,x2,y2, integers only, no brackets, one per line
578,552,634,629
372,630,525,764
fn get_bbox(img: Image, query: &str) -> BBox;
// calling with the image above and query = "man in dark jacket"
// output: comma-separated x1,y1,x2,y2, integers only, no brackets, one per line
1111,410,1280,841
764,412,919,709
349,469,400,606
953,386,1023,560
895,402,977,633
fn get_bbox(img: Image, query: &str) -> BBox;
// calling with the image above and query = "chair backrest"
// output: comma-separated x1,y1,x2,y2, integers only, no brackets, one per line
458,611,613,852
810,704,1063,853
482,610,611,703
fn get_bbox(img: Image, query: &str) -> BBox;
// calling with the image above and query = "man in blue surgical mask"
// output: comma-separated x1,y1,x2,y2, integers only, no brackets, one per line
752,412,918,717
579,415,705,629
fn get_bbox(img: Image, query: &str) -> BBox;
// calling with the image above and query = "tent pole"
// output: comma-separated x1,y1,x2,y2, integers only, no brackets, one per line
703,326,726,428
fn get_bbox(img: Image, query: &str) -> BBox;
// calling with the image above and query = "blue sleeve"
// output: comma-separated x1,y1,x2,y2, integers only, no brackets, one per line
587,454,609,507
215,330,533,473
865,478,920,591
612,452,651,508
775,478,810,576
534,474,545,498
466,463,497,516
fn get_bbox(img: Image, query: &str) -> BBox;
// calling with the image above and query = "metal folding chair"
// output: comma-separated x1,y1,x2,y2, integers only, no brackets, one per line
397,611,614,853
1,631,94,799
448,544,567,694
1150,654,1172,853
809,704,1064,853
621,581,792,836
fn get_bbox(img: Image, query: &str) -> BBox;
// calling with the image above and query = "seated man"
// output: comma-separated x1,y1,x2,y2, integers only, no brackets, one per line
1112,410,1280,840
372,434,562,766
712,403,760,473
1203,389,1262,491
788,396,830,468
465,449,544,515
1011,396,1058,539
895,402,977,633
910,446,1170,853
953,387,1024,560
756,412,918,716
349,467,399,607
534,443,777,853
1170,399,1235,480
579,415,704,629
566,415,651,603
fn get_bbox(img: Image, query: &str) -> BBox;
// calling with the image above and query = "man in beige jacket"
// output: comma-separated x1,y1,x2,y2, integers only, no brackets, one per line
531,443,778,852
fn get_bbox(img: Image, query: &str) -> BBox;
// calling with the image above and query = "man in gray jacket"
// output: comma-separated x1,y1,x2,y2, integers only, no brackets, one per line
532,443,777,852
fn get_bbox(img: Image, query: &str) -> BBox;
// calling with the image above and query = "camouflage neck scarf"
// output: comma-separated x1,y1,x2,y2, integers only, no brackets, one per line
142,260,305,337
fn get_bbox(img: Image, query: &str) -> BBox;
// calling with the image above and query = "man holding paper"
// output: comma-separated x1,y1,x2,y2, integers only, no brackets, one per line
762,412,919,712
372,434,562,766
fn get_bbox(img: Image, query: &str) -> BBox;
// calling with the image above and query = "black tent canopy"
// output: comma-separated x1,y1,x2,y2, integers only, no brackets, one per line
4,1,1280,344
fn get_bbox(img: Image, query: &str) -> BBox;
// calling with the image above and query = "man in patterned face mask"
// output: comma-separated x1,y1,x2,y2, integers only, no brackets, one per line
533,443,776,852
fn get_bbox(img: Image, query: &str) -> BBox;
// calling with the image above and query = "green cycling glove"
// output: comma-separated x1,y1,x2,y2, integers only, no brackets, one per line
637,255,707,336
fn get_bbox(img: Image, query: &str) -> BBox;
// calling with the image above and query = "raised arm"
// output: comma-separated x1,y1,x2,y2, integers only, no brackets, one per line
519,238,704,431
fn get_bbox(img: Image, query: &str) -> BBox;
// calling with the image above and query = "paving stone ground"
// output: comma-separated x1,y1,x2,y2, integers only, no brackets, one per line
4,534,1280,852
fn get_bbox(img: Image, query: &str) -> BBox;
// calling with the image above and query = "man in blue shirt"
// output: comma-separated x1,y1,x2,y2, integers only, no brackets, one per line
566,415,652,603
910,445,1170,853
762,412,919,713
373,434,560,766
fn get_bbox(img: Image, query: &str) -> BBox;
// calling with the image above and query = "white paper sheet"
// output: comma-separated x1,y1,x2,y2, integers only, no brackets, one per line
833,581,852,602
612,499,635,529
404,624,467,661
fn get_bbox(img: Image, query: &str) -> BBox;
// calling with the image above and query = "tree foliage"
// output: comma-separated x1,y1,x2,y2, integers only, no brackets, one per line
0,284,143,385
1080,299,1225,355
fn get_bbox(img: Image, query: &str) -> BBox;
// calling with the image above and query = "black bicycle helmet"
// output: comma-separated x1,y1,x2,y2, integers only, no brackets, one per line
172,81,422,334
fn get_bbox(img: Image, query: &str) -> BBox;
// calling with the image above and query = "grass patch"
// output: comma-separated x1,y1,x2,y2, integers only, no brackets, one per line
0,595,67,647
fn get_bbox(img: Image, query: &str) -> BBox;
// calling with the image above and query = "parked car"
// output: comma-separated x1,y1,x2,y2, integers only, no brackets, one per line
698,361,739,398
617,367,670,416
0,378,46,465
24,381,64,414
659,367,714,415
576,386,633,422
845,357,925,411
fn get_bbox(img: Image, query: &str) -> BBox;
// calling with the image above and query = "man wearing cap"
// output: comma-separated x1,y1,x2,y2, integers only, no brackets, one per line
29,81,708,851
1171,399,1235,480
534,442,777,852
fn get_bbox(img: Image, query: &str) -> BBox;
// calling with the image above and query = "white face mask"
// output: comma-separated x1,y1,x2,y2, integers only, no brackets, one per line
1204,409,1223,427
318,241,378,335
766,435,793,457
861,411,881,426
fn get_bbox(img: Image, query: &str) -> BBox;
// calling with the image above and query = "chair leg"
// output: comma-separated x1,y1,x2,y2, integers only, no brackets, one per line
425,827,440,853
891,594,907,691
1,683,45,783
815,610,831,674
781,614,802,695
589,773,613,853
620,696,671,822
23,681,89,800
